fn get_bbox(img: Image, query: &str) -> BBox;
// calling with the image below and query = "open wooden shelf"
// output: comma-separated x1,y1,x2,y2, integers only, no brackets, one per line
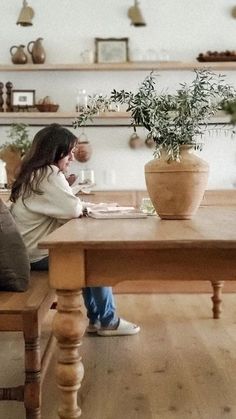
0,61,234,125
0,111,132,126
0,111,231,127
1,61,236,72
0,111,130,119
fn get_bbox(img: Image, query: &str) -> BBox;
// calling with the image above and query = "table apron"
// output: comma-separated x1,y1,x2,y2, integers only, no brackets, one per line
47,248,236,289
85,248,236,286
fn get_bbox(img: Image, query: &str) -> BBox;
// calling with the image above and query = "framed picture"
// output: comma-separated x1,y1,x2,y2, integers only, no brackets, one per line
11,90,35,108
95,38,129,63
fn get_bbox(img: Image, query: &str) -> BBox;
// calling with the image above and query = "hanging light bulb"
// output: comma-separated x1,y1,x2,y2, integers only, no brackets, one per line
127,0,146,27
16,0,34,26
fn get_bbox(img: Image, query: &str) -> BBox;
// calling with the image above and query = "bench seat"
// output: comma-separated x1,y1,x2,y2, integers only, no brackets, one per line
0,270,56,419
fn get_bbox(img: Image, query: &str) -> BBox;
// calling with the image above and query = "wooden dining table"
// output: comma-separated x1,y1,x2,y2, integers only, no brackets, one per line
39,206,236,419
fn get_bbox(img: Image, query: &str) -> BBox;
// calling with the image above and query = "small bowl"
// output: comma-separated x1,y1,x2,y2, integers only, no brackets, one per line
36,104,59,112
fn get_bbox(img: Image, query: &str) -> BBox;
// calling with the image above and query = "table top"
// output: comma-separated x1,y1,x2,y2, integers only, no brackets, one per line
39,207,236,250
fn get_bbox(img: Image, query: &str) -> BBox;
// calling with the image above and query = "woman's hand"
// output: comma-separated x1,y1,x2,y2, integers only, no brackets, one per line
66,174,76,186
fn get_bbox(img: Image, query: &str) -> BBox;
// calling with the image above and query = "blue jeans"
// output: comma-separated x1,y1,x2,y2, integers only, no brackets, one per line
31,257,117,327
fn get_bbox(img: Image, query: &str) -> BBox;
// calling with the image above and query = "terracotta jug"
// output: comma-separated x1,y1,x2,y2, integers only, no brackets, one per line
27,38,46,64
10,45,27,64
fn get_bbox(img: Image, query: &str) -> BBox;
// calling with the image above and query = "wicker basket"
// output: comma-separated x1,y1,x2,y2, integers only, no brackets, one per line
36,104,59,112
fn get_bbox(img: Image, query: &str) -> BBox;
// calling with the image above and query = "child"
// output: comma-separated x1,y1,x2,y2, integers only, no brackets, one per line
10,123,140,336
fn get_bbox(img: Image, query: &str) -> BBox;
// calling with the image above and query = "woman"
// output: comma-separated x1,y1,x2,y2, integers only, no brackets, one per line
10,124,140,336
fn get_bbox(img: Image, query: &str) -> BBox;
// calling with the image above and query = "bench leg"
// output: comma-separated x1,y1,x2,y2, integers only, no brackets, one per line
53,289,86,419
211,280,224,319
23,310,41,419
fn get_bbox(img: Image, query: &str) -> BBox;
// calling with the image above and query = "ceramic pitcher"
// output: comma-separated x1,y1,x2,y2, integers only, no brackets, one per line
10,45,27,64
27,38,46,64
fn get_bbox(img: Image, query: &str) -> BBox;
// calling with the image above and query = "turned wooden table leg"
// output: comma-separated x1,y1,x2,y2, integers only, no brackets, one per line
211,281,224,319
53,289,87,419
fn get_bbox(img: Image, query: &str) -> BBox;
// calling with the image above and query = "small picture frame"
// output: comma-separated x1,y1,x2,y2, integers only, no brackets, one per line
95,37,129,64
11,90,35,110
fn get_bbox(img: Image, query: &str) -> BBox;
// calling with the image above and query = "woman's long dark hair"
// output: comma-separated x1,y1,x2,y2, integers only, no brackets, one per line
10,123,77,203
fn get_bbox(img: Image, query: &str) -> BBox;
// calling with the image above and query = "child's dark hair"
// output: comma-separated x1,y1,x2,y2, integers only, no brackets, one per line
10,123,77,202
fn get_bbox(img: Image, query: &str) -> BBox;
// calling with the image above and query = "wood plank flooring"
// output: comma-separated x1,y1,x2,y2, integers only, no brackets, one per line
1,293,236,419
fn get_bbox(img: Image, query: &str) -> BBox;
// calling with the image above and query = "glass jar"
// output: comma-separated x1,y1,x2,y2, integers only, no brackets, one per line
78,169,95,186
140,197,156,215
76,89,88,112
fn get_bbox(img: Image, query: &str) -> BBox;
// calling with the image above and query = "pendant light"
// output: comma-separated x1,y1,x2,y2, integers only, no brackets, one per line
16,0,34,26
128,0,146,27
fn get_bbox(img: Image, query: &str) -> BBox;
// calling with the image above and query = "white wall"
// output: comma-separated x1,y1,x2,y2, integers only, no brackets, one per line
1,0,236,190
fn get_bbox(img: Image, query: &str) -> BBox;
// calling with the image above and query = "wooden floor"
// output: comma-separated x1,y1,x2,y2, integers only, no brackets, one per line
1,293,236,419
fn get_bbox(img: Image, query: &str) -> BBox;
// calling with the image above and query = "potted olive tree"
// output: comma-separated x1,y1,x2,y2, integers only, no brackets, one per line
73,69,236,219
0,123,31,187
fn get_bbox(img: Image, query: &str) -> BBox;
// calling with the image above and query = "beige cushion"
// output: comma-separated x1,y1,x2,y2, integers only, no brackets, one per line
0,199,30,291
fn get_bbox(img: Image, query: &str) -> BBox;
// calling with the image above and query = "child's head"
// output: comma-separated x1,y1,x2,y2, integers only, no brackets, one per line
10,124,78,202
27,123,77,167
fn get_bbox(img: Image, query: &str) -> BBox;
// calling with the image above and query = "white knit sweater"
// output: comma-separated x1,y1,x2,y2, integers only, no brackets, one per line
11,165,83,263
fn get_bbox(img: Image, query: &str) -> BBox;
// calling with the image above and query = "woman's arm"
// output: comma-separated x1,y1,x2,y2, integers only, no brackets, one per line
27,167,83,220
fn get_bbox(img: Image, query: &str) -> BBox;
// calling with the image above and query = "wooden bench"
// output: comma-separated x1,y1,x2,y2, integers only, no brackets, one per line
0,271,56,419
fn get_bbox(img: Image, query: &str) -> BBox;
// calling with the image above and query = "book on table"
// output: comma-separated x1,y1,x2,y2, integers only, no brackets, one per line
84,202,147,219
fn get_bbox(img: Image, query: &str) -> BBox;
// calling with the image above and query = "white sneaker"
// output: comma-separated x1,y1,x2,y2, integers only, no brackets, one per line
86,320,101,333
97,318,140,336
